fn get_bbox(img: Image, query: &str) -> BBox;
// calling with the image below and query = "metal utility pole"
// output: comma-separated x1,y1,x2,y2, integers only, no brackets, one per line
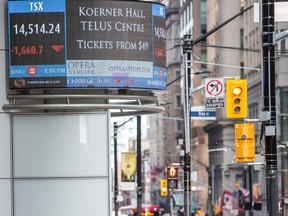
261,1,278,215
182,35,192,216
113,122,119,216
137,116,142,215
180,5,253,215
211,164,215,214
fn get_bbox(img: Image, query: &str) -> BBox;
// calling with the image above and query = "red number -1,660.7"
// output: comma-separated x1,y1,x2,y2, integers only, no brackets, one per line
11,45,44,57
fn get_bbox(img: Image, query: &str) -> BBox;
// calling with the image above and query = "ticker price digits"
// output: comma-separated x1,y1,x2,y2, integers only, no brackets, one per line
11,45,44,56
13,23,61,36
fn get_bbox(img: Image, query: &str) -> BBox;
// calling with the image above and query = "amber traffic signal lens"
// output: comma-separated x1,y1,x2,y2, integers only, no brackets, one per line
234,98,241,104
232,87,242,96
234,106,241,113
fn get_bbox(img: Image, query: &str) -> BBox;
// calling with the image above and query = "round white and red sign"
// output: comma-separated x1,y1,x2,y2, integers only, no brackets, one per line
205,78,224,98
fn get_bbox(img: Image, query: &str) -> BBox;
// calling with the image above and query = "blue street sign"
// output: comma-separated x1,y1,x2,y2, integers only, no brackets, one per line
190,109,216,120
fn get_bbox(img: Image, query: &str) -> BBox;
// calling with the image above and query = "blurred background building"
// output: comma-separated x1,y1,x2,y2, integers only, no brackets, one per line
146,0,288,215
114,0,288,215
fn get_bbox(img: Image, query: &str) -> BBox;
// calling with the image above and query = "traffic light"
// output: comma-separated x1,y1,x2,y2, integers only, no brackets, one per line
167,165,178,189
226,79,247,118
160,179,168,196
235,123,255,162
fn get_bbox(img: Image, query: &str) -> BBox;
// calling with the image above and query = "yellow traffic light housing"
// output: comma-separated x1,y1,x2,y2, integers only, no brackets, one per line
235,124,255,162
160,179,168,196
226,80,247,118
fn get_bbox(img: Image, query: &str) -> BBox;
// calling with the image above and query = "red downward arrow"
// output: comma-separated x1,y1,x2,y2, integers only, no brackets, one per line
51,45,64,53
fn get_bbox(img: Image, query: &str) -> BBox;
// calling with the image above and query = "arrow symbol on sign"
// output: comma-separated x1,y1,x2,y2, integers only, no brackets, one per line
210,83,219,92
51,45,64,53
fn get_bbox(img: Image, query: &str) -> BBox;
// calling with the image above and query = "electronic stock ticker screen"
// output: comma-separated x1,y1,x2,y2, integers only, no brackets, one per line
8,0,166,90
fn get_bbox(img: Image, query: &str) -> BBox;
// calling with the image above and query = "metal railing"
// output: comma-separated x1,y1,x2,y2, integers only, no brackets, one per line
3,92,164,117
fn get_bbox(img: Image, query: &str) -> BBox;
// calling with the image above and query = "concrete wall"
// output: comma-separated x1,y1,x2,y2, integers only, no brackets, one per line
0,0,12,215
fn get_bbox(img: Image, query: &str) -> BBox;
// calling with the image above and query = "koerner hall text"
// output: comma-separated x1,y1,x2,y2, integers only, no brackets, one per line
79,7,146,19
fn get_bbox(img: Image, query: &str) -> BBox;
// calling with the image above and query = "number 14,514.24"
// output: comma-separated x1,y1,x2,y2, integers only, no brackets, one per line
13,23,61,36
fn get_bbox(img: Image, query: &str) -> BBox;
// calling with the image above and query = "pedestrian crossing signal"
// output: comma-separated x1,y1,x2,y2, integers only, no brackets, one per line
167,166,178,179
167,166,178,189
168,179,178,189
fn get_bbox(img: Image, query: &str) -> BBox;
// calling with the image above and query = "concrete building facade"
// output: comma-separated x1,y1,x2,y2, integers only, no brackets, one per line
205,0,258,215
148,0,288,215
205,0,288,215
147,0,182,212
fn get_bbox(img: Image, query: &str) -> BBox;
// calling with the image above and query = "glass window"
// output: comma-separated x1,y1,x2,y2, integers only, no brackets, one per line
201,0,207,36
240,28,244,49
13,114,109,177
240,0,245,10
12,114,110,216
280,88,288,142
176,94,181,107
176,70,181,84
14,179,109,216
177,120,182,132
236,174,244,186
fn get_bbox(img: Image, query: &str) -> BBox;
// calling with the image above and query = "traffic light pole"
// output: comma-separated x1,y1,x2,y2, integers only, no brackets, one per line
137,116,142,216
181,5,253,216
261,1,278,215
183,35,192,216
113,122,119,216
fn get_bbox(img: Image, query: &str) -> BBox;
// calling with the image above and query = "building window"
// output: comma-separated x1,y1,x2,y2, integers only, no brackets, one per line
249,103,259,119
201,50,207,69
176,94,181,107
176,120,182,132
240,28,244,49
236,174,244,186
187,5,190,24
280,88,288,142
240,0,245,10
240,62,244,78
176,70,181,84
201,0,207,37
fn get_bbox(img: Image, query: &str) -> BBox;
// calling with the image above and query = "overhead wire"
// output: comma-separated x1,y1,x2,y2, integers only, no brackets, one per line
197,42,260,53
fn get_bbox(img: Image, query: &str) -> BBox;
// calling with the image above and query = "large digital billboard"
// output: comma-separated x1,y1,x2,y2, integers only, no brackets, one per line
8,0,166,90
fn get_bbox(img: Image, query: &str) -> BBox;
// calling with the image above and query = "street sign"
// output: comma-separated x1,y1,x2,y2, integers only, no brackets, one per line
205,78,224,98
254,2,288,22
205,98,225,109
190,106,216,120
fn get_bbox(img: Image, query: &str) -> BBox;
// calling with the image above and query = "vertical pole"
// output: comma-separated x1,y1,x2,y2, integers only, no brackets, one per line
261,0,278,215
249,166,253,216
113,122,118,216
244,166,253,216
137,116,142,215
183,35,192,216
211,164,215,215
